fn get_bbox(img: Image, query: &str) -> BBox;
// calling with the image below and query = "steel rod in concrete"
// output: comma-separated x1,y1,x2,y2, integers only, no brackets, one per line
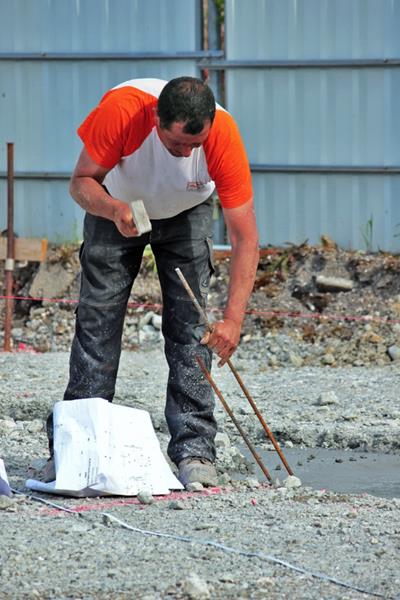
196,355,272,482
175,267,294,476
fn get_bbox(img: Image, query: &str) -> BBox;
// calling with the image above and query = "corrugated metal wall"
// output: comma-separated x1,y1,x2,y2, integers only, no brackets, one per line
0,0,203,241
2,0,400,251
224,0,400,251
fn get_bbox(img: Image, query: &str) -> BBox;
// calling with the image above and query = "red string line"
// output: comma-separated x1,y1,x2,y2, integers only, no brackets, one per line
1,294,399,325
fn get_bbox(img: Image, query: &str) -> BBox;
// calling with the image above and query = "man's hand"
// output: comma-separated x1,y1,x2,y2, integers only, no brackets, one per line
70,148,140,237
200,318,241,367
113,203,139,237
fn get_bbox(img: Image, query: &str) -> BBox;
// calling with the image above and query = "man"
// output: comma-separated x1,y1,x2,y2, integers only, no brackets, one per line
44,76,259,488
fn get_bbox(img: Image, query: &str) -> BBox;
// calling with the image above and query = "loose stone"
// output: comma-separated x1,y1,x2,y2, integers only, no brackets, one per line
387,345,400,361
185,482,204,492
137,490,154,505
316,391,338,406
182,573,210,599
284,475,302,489
168,500,186,510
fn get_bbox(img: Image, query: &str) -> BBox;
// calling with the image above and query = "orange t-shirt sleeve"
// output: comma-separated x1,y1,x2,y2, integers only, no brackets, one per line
204,110,253,208
77,87,155,170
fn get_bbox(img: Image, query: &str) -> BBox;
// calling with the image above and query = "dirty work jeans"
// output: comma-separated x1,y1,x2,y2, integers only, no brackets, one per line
47,199,217,466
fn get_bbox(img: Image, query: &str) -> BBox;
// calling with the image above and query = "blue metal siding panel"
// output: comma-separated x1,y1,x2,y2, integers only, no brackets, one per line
226,68,400,166
226,0,400,60
0,179,84,242
225,0,400,251
0,0,201,242
253,173,400,252
0,0,200,52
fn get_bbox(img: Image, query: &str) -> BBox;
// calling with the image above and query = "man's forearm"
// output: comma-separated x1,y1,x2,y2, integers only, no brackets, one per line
70,175,121,221
70,148,138,237
223,239,259,327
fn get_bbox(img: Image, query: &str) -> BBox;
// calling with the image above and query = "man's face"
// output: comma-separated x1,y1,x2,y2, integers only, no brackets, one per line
155,117,212,158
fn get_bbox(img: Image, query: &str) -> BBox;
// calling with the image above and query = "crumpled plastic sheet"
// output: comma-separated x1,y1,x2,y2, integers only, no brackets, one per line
0,458,11,497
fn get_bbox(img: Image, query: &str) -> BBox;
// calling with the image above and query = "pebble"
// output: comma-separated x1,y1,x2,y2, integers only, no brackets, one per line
219,573,236,583
168,500,186,510
245,478,260,489
387,345,400,361
256,576,274,588
342,411,358,421
218,472,231,485
185,482,204,492
137,490,154,505
70,523,89,534
315,275,354,291
26,419,44,433
316,391,338,406
322,354,335,365
151,314,162,330
194,522,214,531
0,419,17,430
215,432,231,449
139,311,155,328
289,352,304,367
284,475,302,489
182,573,210,599
0,496,16,510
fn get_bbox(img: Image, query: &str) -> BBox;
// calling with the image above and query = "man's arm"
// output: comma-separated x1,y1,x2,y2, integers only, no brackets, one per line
69,148,139,237
202,197,259,366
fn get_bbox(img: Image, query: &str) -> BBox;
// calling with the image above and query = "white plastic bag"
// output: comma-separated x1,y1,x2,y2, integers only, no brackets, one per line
0,458,11,496
26,397,183,497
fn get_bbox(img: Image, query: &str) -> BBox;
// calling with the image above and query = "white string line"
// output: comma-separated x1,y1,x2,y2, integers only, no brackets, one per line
12,489,389,599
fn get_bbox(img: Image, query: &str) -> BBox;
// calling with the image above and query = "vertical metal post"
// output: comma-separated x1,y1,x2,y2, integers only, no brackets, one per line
3,142,15,352
206,0,223,102
203,0,226,244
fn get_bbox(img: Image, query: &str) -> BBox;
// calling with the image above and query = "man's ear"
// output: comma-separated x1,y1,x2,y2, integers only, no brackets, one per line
153,107,160,128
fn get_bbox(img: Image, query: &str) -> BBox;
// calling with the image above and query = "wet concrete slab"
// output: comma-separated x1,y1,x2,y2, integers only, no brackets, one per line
240,448,400,499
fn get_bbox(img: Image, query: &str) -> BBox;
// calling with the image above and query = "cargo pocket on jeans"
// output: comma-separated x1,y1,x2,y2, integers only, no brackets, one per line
200,237,215,299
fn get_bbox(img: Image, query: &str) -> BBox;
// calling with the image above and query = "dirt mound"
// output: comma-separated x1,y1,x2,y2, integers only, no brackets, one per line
1,239,400,364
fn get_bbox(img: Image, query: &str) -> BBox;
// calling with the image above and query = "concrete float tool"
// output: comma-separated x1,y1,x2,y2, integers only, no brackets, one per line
130,200,152,235
175,267,294,480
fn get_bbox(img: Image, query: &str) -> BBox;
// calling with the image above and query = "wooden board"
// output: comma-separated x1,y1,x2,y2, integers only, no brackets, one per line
0,238,48,262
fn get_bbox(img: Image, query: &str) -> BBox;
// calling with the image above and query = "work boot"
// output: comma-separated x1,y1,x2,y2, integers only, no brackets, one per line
32,457,56,483
178,457,218,488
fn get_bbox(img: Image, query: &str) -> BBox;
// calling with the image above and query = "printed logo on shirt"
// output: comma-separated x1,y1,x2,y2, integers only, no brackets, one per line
187,181,207,192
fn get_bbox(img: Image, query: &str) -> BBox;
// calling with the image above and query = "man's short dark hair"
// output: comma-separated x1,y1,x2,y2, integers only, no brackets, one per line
157,76,216,134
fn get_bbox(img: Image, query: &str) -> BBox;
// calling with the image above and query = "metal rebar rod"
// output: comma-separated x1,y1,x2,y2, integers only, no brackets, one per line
196,356,272,482
3,143,15,352
175,267,294,476
226,358,294,476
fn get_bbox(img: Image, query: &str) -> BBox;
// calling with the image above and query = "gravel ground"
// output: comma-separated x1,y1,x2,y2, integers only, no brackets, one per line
0,346,399,599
